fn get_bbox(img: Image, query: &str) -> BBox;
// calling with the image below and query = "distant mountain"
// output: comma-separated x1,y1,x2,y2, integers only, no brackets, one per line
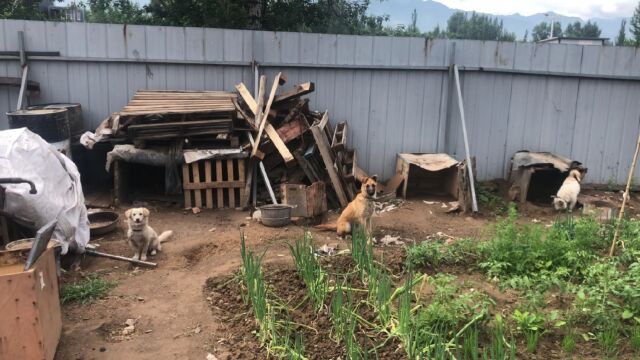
367,0,627,41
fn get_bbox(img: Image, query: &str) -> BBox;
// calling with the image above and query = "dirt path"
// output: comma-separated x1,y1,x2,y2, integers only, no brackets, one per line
53,199,538,359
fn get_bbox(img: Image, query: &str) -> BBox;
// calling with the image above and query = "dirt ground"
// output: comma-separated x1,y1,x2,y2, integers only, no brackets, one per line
54,189,640,360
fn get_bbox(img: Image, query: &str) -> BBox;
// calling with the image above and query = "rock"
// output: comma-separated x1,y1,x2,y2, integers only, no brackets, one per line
124,318,136,327
206,297,212,302
122,325,135,335
145,329,153,334
192,207,201,214
206,354,218,360
208,227,217,232
137,297,145,302
194,325,202,334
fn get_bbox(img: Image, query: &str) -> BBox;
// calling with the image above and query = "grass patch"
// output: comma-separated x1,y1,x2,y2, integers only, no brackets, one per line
60,273,116,304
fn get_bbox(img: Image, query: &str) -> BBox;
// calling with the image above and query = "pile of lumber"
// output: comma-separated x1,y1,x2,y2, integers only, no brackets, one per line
95,90,239,144
235,73,362,208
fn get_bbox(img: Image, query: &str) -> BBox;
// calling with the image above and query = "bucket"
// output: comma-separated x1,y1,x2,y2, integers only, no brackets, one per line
259,204,293,227
27,103,83,136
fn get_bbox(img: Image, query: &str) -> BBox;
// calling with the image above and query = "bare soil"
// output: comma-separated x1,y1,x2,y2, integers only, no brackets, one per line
54,191,640,360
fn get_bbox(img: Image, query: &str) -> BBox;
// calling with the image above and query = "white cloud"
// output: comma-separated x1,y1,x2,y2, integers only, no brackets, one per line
434,0,637,19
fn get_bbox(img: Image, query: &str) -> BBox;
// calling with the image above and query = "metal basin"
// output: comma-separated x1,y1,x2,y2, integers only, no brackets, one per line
88,210,119,236
259,204,293,227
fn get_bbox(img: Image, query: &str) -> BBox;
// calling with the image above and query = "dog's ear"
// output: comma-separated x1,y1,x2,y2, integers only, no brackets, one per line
125,209,132,219
370,175,378,182
142,208,150,217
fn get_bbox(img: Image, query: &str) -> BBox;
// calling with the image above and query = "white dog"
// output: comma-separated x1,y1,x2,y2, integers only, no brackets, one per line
552,169,582,211
125,207,173,261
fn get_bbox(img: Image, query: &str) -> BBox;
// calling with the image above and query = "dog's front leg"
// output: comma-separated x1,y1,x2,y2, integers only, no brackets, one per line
140,240,150,261
128,239,140,260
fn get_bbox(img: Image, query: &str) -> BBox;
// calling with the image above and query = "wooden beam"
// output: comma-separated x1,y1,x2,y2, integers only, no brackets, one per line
311,124,348,207
235,82,258,114
273,82,315,105
251,72,282,159
264,123,295,166
254,75,266,128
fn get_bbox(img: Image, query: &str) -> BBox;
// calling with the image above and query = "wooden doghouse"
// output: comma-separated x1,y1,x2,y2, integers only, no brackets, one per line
395,153,472,212
0,246,61,360
508,151,586,204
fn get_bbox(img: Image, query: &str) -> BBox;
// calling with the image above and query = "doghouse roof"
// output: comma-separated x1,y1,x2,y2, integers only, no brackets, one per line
510,151,580,172
397,153,460,171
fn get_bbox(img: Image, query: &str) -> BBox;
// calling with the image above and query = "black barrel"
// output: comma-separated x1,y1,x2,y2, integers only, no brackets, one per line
27,103,83,136
7,108,70,142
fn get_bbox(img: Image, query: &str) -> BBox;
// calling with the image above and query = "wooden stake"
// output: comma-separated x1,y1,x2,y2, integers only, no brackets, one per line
251,73,282,159
609,121,640,257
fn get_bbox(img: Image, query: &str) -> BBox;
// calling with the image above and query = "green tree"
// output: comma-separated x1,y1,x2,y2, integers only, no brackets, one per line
531,21,563,41
631,1,640,45
445,11,515,41
1,0,48,19
87,0,149,24
616,19,627,46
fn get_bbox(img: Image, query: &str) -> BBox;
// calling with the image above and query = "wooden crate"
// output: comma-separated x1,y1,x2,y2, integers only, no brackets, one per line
0,247,61,360
182,158,247,209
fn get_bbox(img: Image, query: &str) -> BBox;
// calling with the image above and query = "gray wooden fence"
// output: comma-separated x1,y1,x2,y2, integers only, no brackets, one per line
2,19,640,184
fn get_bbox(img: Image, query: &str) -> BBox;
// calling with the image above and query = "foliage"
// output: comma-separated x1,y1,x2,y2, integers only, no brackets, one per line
85,0,149,24
289,232,329,311
531,21,563,41
0,0,49,20
512,309,545,353
60,273,116,304
476,184,506,213
616,19,628,46
632,1,640,46
564,20,602,38
483,315,517,360
445,11,516,41
406,237,478,269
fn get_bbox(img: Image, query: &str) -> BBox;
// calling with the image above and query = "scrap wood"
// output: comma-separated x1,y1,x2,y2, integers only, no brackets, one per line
310,124,348,207
252,72,282,158
273,82,315,105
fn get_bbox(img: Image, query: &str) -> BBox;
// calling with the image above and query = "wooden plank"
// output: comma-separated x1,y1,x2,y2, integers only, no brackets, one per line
237,159,246,208
294,149,321,182
243,160,255,208
128,119,232,129
264,124,296,166
227,159,235,207
182,164,192,208
192,163,202,208
273,82,315,105
252,72,282,159
183,181,245,190
204,160,213,208
232,98,257,130
235,82,258,114
254,75,266,128
216,160,224,207
310,125,348,207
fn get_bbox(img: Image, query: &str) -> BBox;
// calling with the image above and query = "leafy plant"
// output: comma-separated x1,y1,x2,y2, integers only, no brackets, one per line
407,238,478,269
60,273,116,304
289,232,329,311
630,325,640,350
512,309,545,353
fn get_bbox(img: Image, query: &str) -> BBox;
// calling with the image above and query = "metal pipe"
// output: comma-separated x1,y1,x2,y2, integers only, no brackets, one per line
85,249,158,267
453,64,478,212
245,132,277,204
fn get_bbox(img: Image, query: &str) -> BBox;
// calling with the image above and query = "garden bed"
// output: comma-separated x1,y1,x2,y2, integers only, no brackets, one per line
204,208,640,359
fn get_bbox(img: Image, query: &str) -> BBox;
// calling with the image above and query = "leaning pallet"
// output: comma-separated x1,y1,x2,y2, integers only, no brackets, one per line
182,155,248,209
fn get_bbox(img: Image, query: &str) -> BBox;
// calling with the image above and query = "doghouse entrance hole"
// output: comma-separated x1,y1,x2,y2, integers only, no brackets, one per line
406,165,459,201
527,168,565,205
115,162,167,204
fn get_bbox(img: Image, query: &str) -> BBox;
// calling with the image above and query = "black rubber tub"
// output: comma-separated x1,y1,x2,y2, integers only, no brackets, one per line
7,108,70,142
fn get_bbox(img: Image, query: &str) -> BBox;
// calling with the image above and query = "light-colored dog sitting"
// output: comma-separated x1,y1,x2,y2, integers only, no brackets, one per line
125,207,173,261
552,169,582,211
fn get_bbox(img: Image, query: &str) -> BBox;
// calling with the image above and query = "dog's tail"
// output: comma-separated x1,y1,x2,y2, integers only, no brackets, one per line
158,230,174,243
314,223,337,231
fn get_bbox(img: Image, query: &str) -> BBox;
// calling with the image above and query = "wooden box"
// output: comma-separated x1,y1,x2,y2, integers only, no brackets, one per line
183,158,248,209
0,247,61,360
280,182,327,218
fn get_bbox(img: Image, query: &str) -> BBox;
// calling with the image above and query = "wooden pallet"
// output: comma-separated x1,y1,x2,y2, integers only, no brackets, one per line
182,158,247,209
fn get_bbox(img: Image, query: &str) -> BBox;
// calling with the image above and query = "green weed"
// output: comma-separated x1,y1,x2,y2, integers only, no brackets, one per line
512,309,545,353
60,273,116,304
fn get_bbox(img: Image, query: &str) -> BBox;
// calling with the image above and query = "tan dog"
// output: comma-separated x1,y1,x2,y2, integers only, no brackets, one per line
552,169,582,211
125,207,173,261
316,176,378,238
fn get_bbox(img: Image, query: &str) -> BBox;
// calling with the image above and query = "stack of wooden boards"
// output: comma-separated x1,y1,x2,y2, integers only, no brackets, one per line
99,90,239,144
235,73,362,209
